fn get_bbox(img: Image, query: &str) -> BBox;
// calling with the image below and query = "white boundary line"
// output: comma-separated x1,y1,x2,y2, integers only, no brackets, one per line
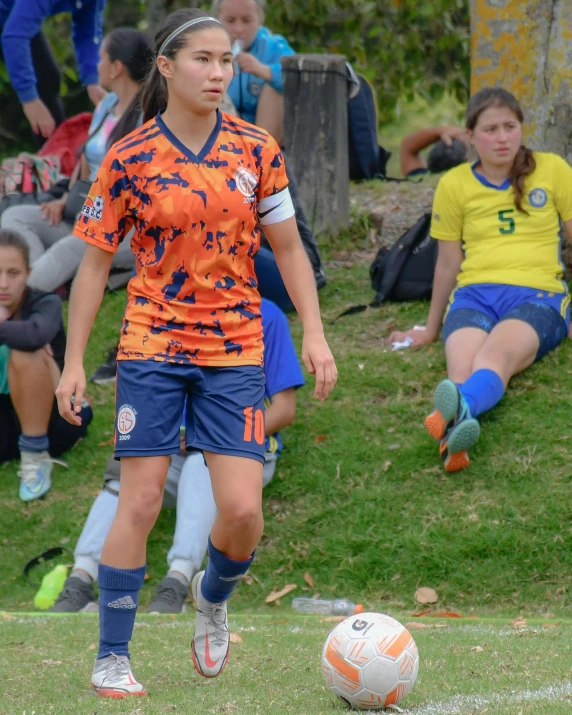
407,682,572,714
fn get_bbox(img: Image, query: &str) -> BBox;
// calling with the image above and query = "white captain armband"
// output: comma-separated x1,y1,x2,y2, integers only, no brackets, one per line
258,187,295,226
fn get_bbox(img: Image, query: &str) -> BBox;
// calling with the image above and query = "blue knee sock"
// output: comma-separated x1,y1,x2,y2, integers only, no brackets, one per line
97,564,146,660
201,538,254,603
459,369,505,418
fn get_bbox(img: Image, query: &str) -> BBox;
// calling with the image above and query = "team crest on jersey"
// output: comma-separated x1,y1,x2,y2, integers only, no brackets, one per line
235,167,258,201
529,188,547,208
81,195,104,221
117,404,137,439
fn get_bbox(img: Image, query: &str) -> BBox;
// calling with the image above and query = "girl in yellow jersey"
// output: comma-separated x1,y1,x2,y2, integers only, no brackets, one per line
390,88,572,472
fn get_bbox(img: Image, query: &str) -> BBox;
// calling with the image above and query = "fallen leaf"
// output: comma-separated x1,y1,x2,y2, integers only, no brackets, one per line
39,659,62,666
304,572,315,589
470,646,484,652
431,611,462,618
265,583,297,604
387,443,401,451
243,574,254,586
382,460,392,472
405,622,431,631
88,643,96,651
229,633,243,644
321,616,346,623
412,609,432,617
404,622,448,631
60,537,70,545
511,616,527,629
1,612,15,621
542,622,561,630
98,438,115,447
314,435,327,443
415,587,438,605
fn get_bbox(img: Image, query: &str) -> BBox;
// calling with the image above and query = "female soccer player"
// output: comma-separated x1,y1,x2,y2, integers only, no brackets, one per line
390,87,572,472
56,8,336,698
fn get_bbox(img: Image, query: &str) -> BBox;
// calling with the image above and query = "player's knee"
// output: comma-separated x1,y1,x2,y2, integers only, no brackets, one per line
219,502,263,536
9,348,47,371
122,486,164,530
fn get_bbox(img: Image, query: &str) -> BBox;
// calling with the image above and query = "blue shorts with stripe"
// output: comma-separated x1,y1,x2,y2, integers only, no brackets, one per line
442,283,569,361
114,361,266,463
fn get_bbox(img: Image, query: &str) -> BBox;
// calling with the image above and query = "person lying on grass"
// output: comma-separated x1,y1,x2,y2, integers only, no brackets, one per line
0,229,92,501
390,87,572,473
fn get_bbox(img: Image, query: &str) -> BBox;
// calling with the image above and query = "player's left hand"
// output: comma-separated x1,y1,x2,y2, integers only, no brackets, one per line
235,52,271,81
302,332,337,401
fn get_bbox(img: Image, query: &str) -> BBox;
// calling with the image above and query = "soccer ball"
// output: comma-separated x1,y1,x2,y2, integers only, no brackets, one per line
322,612,419,710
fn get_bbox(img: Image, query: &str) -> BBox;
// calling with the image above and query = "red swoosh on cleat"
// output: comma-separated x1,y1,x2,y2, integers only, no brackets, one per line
204,632,220,670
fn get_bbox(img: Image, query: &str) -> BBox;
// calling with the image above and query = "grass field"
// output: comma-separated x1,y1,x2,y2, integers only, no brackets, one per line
1,613,571,714
1,256,572,617
1,93,571,712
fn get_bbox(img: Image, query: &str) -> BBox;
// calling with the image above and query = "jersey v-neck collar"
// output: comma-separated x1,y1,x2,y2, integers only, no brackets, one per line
155,110,222,164
471,161,511,191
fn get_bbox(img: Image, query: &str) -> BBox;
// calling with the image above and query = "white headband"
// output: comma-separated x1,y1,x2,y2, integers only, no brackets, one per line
158,16,221,57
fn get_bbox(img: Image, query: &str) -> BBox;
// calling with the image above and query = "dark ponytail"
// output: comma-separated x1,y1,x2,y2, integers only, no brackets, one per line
509,145,536,214
142,8,224,122
466,87,536,214
102,28,154,148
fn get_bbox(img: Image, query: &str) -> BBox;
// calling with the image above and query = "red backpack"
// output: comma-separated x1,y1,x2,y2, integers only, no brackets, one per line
38,112,93,176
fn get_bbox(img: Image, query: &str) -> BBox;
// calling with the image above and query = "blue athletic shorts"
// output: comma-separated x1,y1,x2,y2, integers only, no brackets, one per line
114,361,266,463
442,283,570,361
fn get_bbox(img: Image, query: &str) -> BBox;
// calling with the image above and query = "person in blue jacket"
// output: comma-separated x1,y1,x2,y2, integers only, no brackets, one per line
214,0,294,146
0,0,107,140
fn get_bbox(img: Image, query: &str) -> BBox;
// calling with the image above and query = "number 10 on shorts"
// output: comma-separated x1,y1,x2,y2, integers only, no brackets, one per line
243,406,265,444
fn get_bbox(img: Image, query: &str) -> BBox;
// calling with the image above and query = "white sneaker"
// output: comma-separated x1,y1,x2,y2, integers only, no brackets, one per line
91,653,146,698
191,571,230,678
18,450,52,501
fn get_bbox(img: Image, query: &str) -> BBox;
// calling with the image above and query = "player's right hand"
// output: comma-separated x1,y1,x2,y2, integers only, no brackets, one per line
41,197,65,226
388,327,435,349
22,98,56,139
56,365,86,426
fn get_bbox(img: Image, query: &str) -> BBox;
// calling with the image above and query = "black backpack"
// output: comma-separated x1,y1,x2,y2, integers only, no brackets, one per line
347,74,391,181
335,213,436,319
370,213,436,304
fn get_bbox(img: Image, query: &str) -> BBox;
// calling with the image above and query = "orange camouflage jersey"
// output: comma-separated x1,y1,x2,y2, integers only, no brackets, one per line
73,111,294,366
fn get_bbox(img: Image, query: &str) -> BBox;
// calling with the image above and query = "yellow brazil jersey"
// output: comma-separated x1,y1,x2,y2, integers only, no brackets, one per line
430,152,572,293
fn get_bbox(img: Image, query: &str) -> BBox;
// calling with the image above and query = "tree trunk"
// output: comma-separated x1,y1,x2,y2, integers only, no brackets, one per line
469,0,572,160
282,54,349,237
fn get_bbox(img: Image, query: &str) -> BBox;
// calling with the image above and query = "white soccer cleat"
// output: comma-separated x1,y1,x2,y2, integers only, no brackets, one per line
191,571,230,678
91,653,146,698
18,450,52,501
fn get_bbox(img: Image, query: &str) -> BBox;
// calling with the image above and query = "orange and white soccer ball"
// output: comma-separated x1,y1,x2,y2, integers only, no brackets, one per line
322,612,419,710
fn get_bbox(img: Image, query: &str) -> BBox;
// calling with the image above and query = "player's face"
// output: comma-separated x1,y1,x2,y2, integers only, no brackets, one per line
97,42,117,91
217,0,262,50
0,246,29,315
470,106,522,167
168,28,234,115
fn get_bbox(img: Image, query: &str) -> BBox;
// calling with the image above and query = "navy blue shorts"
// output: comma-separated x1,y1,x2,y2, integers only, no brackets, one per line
442,283,570,361
114,361,266,463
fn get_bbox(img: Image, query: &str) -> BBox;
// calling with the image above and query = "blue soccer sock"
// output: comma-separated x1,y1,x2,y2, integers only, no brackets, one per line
18,434,49,453
97,564,146,660
459,369,505,418
201,538,254,603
